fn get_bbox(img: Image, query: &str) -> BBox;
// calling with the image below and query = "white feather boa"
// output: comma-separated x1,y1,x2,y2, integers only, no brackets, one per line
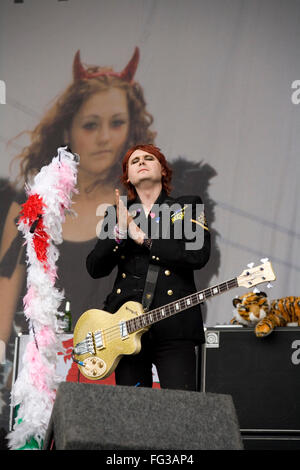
7,147,78,450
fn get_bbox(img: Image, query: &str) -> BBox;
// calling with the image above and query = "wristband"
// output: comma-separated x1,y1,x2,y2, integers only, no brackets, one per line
114,225,127,244
114,224,127,238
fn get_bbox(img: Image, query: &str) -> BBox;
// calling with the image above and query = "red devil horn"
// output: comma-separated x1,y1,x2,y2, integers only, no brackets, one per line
120,47,140,83
73,50,87,80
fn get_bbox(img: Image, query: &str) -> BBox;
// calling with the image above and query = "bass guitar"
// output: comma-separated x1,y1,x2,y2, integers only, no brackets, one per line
73,260,276,380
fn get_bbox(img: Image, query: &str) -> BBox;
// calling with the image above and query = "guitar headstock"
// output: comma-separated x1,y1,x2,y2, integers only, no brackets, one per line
237,260,276,289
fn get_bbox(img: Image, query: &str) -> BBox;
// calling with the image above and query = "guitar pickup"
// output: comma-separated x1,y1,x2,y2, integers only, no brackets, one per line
94,329,104,349
120,321,129,339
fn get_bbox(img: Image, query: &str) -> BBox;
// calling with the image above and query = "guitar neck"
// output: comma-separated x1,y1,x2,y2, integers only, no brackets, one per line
126,277,238,333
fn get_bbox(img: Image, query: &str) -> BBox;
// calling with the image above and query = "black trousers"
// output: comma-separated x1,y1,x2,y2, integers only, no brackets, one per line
115,332,200,391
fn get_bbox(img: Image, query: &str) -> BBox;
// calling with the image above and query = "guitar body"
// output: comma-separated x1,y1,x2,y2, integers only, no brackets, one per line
73,301,148,380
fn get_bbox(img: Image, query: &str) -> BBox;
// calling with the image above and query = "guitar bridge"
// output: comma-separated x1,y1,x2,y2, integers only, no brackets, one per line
73,332,95,356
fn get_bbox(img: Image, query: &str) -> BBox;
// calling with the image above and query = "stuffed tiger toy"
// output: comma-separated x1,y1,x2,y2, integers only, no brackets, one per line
231,292,269,327
231,292,300,337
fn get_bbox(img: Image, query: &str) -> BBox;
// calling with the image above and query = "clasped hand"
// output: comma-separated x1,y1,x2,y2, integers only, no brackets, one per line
115,189,145,245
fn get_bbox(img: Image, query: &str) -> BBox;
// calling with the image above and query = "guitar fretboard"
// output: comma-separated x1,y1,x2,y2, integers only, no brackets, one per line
126,277,238,333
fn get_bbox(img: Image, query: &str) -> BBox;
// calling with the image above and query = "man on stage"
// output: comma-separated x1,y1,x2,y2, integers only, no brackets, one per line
86,144,211,390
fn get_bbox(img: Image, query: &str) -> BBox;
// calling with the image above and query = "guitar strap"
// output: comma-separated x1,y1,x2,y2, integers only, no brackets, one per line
142,197,175,312
142,264,160,312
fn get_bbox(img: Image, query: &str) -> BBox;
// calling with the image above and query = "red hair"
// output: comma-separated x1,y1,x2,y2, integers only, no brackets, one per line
121,144,172,200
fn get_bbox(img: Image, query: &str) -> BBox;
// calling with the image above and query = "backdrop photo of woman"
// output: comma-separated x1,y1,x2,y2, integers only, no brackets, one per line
0,47,156,342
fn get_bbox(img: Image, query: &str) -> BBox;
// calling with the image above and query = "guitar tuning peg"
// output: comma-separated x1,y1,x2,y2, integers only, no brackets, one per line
253,287,260,293
247,262,254,269
260,258,269,264
267,282,273,289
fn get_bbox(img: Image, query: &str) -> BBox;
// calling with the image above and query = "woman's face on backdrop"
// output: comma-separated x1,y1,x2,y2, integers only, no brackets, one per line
67,87,130,179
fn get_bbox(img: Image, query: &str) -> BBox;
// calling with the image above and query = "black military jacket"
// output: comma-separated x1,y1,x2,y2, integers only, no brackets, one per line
86,190,210,344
